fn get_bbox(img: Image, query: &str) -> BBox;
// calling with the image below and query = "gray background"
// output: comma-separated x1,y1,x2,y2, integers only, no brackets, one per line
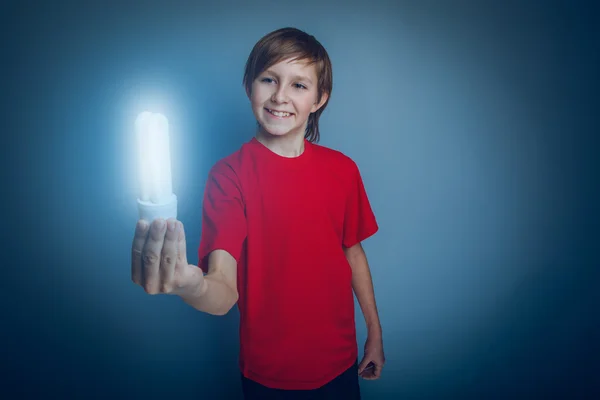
4,0,598,398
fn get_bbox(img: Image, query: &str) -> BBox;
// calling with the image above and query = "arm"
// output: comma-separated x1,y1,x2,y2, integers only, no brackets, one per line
345,243,382,337
178,250,239,316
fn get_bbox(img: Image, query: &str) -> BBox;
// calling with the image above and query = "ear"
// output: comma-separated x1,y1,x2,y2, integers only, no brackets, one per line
311,91,329,113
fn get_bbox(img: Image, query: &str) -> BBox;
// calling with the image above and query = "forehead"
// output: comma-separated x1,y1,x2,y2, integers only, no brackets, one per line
263,58,318,80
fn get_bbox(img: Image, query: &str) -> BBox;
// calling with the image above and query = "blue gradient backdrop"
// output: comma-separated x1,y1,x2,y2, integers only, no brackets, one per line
4,0,598,398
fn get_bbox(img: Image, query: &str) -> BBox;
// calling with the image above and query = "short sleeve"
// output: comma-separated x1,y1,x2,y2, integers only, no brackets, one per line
342,162,378,248
197,163,247,274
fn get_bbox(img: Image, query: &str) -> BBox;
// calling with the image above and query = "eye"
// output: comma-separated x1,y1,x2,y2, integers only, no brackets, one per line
261,77,275,84
294,83,307,90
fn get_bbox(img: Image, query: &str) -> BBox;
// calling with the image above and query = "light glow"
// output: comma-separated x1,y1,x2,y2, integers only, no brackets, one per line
135,111,174,204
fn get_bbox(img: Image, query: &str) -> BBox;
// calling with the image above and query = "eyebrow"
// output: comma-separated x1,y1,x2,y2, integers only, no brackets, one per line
263,70,313,84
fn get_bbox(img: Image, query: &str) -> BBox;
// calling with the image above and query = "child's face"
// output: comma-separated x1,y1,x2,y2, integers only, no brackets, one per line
249,58,328,138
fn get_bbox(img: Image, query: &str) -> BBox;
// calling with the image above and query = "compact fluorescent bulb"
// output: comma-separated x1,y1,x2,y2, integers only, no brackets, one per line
135,111,177,223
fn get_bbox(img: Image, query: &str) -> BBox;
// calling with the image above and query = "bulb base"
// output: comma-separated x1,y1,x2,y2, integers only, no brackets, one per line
137,194,178,223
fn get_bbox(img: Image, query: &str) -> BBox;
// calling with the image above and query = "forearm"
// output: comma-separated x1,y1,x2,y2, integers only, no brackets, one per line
346,244,382,336
178,267,238,316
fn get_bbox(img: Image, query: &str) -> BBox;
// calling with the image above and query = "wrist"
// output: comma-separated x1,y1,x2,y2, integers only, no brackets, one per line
367,323,382,338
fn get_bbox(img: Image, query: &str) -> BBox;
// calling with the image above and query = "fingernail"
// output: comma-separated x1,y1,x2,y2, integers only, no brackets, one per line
167,220,175,232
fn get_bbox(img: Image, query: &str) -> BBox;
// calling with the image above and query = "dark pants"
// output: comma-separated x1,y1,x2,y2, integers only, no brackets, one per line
241,359,361,400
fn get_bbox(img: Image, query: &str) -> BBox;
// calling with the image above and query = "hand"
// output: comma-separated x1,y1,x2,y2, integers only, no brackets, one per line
131,218,202,296
358,334,385,380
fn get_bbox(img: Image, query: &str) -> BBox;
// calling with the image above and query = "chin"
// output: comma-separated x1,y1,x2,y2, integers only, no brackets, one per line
258,122,297,137
264,128,292,137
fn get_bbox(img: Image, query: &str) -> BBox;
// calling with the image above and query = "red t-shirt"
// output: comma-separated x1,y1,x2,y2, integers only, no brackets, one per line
197,137,378,390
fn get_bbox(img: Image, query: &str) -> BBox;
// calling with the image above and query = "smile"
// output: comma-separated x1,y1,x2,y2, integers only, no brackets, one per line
265,108,293,118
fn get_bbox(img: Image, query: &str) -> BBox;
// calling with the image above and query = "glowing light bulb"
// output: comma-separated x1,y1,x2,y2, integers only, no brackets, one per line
135,111,177,222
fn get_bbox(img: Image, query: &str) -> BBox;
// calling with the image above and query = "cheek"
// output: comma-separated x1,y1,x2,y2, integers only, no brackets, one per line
250,95,263,112
250,96,260,109
296,96,317,114
251,87,269,107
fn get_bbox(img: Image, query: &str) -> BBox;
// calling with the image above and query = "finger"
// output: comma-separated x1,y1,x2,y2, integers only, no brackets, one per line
359,369,375,380
131,219,149,285
359,362,379,379
142,218,167,294
176,221,188,266
373,364,383,378
159,219,179,292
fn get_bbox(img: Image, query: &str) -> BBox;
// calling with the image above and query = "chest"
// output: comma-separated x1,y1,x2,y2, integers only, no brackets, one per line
242,165,348,234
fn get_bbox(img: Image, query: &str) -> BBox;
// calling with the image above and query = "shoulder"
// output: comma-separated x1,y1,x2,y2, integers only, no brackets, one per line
208,141,254,177
311,142,359,173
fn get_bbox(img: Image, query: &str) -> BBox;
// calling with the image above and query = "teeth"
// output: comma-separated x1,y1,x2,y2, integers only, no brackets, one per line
270,109,290,117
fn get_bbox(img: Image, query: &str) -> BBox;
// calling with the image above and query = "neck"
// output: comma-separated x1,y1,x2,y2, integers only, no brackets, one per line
255,129,306,158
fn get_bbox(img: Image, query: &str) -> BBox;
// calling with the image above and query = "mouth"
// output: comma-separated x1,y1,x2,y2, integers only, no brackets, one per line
265,108,294,118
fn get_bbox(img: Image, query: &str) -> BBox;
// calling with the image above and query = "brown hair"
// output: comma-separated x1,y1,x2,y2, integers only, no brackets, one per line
243,27,333,143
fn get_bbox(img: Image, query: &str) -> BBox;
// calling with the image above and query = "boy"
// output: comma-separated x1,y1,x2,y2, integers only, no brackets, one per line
131,27,385,399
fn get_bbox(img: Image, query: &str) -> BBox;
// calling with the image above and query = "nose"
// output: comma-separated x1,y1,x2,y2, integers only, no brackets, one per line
271,85,288,103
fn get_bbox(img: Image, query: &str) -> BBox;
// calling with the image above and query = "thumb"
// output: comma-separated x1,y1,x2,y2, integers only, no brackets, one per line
357,358,369,374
